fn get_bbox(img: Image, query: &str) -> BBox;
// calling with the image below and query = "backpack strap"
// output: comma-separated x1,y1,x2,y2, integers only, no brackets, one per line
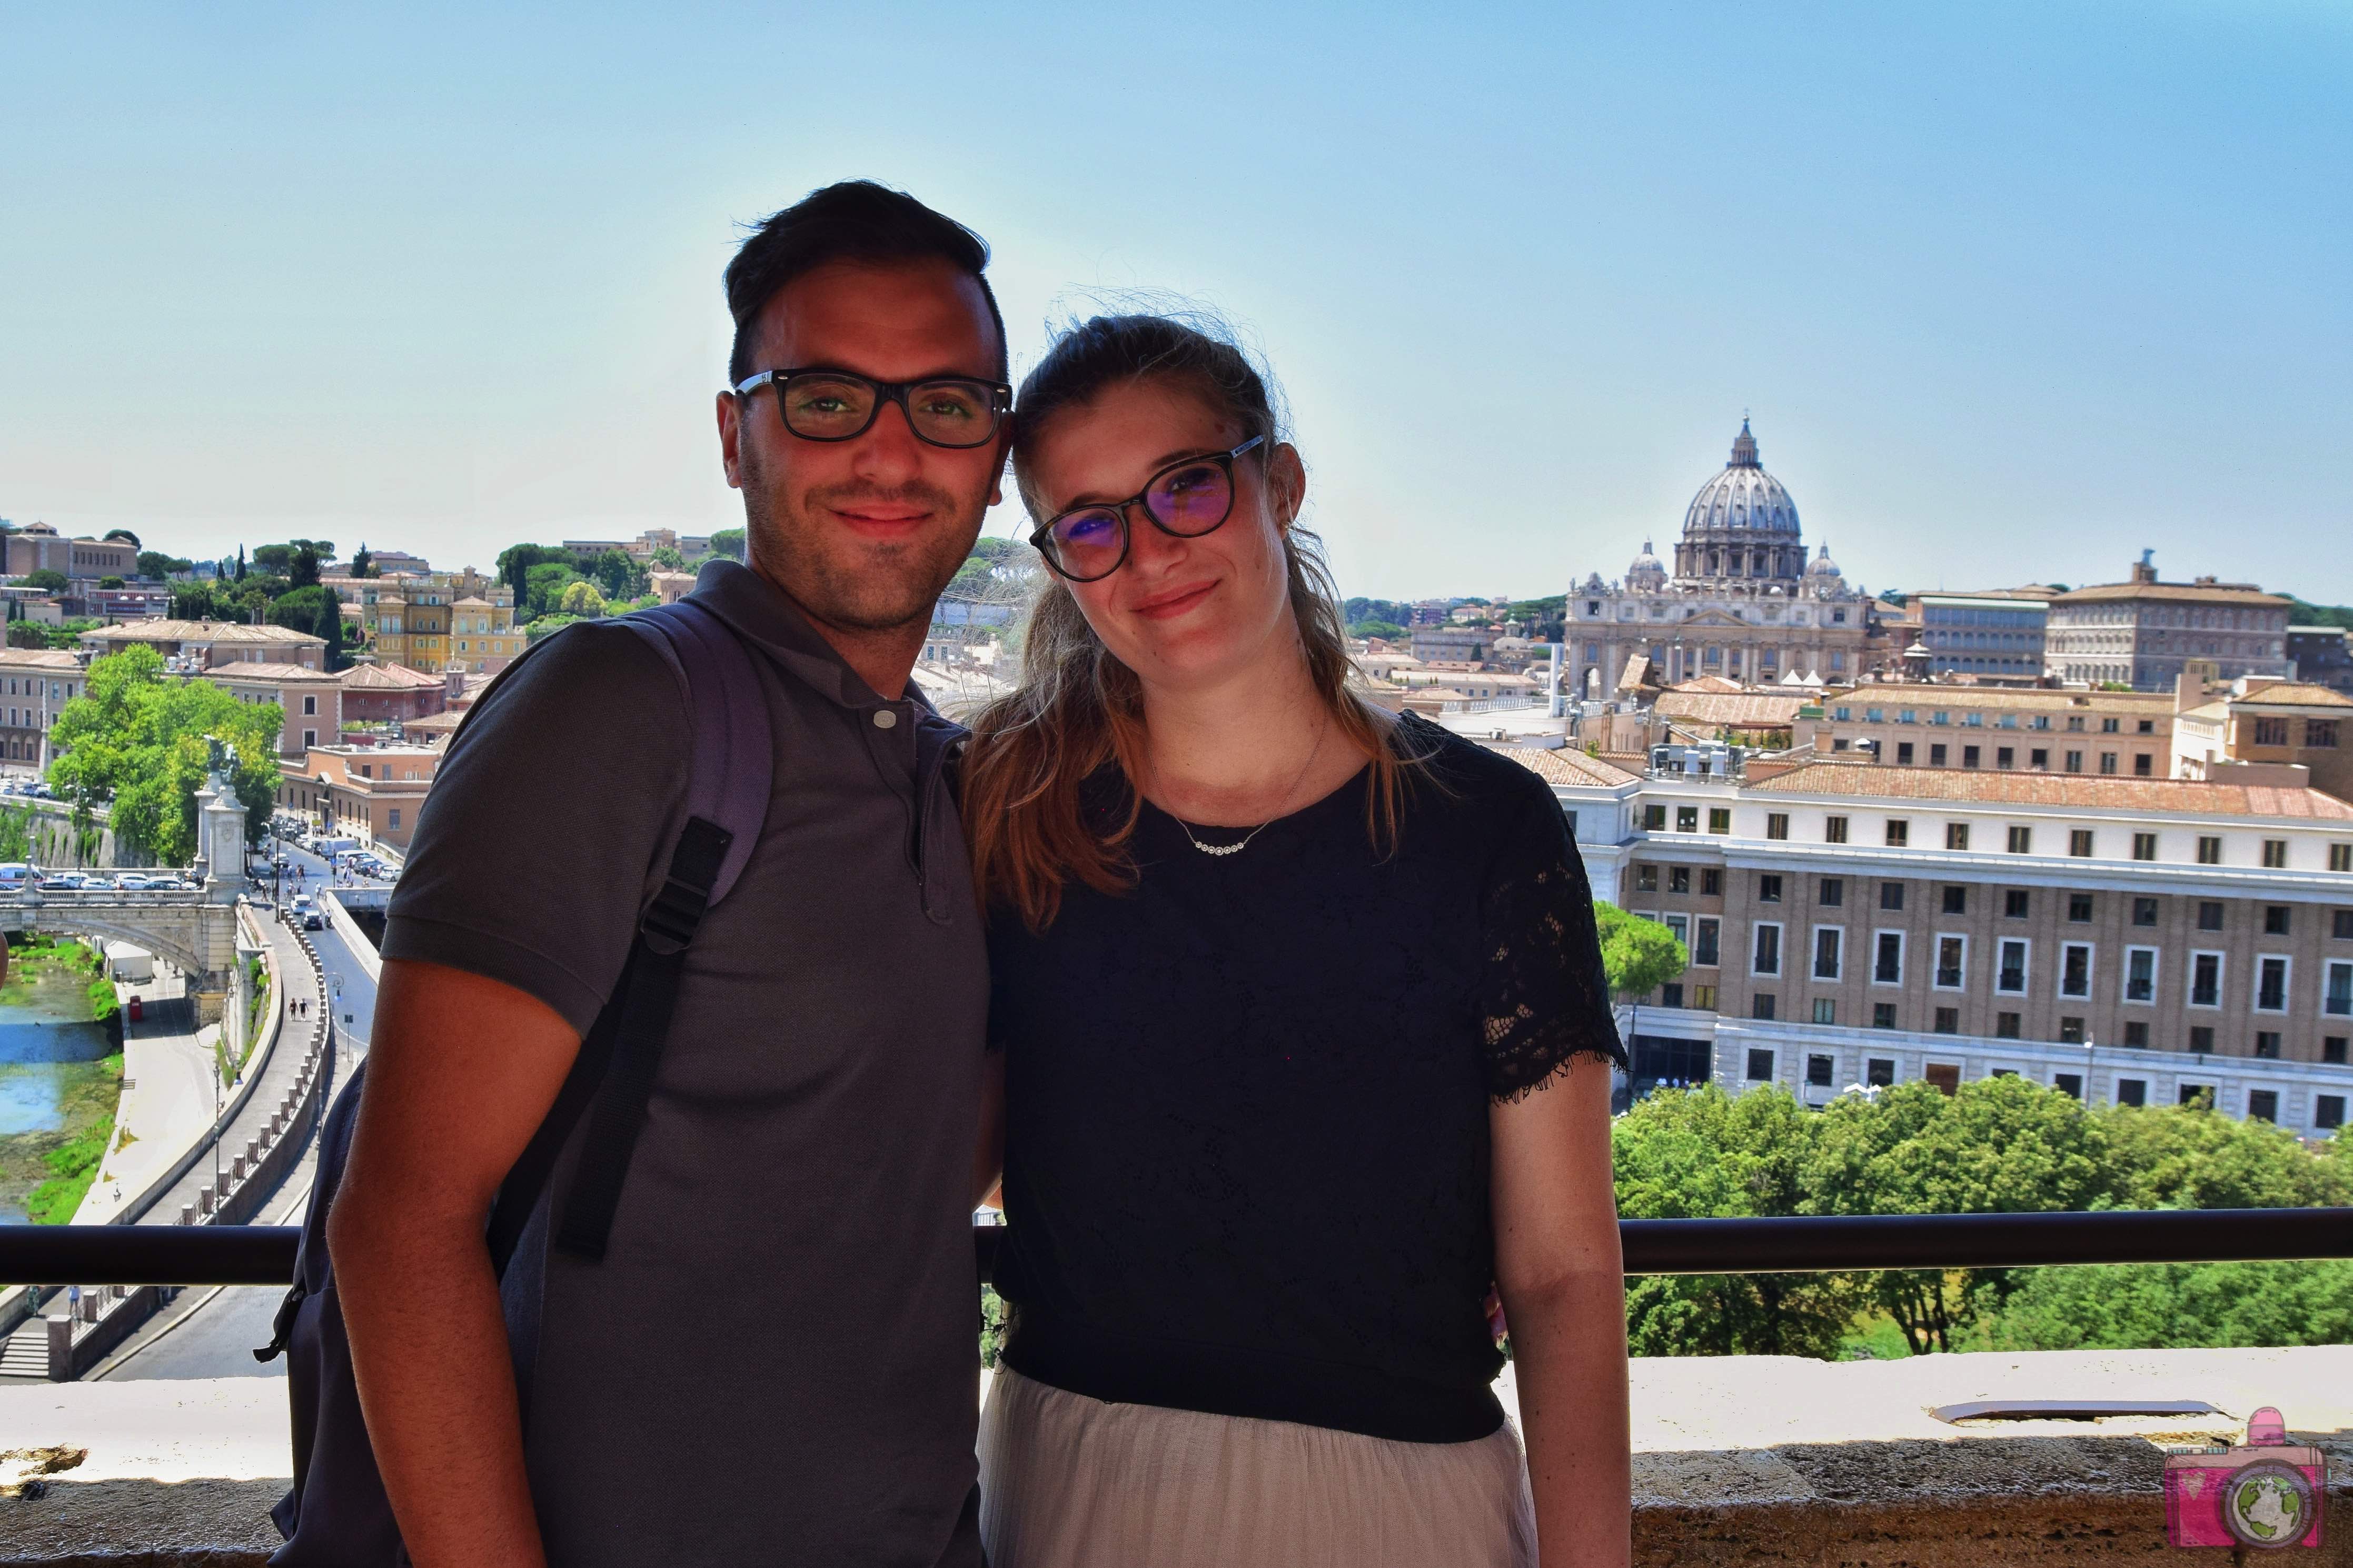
480,600,773,1269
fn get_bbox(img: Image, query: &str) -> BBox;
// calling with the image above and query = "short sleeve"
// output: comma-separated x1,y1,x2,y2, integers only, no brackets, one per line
1474,781,1628,1101
382,623,689,1036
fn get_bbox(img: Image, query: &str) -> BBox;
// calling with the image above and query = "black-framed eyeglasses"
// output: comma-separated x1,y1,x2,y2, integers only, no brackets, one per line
731,366,1012,450
1029,436,1266,583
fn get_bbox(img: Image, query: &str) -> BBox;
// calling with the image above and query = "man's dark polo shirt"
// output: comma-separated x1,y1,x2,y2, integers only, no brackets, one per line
382,560,988,1567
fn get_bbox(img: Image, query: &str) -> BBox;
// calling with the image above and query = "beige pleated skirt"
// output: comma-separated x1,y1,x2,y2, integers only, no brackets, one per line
977,1365,1536,1568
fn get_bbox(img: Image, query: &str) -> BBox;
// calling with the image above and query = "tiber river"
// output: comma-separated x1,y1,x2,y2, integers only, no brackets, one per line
0,961,120,1223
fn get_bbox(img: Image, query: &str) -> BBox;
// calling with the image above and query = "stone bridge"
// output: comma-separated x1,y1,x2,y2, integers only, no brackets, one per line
0,764,257,1025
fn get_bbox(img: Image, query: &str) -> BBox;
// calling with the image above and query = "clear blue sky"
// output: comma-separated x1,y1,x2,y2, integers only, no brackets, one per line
4,2,2348,604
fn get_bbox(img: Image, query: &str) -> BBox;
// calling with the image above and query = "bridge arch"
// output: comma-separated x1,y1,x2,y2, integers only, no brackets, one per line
1,907,215,978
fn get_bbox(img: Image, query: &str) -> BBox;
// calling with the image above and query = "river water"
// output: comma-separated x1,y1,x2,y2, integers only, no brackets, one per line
0,963,120,1223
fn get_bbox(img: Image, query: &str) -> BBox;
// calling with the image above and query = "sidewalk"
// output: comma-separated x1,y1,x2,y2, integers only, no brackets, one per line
66,971,216,1226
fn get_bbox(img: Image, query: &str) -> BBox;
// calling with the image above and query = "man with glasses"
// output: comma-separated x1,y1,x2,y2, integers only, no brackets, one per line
334,182,1009,1567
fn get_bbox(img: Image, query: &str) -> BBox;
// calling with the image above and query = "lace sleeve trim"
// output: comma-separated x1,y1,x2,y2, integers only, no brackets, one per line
1478,848,1628,1104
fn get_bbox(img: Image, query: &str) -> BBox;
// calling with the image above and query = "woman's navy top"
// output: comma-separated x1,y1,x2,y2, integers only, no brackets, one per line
989,716,1627,1443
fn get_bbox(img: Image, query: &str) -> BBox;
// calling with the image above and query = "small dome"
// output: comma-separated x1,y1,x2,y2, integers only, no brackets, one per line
1806,544,1842,577
1627,540,1667,588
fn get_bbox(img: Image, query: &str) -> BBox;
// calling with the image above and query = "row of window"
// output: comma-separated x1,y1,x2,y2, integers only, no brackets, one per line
1735,923,2353,1016
2248,716,2338,748
1748,812,2347,871
1832,706,2156,734
1839,741,2156,773
1741,1047,2346,1128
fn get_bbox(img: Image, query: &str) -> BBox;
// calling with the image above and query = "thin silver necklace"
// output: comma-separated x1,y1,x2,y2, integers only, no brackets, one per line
1170,713,1330,858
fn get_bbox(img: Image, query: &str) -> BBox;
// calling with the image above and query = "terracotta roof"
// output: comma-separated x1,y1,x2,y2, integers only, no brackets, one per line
1493,745,1640,787
1655,692,1809,727
1746,763,2353,820
1824,685,2170,712
2051,582,2289,608
80,618,324,645
341,662,445,690
203,662,341,683
1672,675,1746,694
2229,683,2353,710
0,649,83,669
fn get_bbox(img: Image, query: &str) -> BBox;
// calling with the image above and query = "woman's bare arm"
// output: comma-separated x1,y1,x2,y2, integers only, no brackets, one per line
1491,1054,1631,1567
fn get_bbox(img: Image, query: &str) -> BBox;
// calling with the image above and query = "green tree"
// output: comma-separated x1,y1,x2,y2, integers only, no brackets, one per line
1985,1260,2353,1352
172,582,236,621
289,544,322,589
497,543,568,605
46,645,281,861
523,613,583,644
270,584,336,633
314,591,348,672
558,579,609,617
350,544,377,578
1593,902,1687,998
97,575,125,590
251,544,294,575
588,548,646,601
709,527,747,561
136,551,193,580
1800,1076,2110,1353
524,561,583,618
14,569,67,594
2093,1100,2351,1210
1612,1084,1866,1357
649,545,686,570
1349,619,1407,640
235,546,247,581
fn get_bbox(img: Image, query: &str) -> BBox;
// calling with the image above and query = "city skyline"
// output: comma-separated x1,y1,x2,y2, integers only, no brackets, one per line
4,4,2348,603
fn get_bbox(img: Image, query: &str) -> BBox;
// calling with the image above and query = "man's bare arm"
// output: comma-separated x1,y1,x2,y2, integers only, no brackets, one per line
327,957,583,1568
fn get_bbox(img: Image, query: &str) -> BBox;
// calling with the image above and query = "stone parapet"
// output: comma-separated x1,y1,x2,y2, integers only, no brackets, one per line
2,1347,2347,1563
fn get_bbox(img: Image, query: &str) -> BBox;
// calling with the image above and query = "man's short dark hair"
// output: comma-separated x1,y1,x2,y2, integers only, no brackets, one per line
724,181,1007,386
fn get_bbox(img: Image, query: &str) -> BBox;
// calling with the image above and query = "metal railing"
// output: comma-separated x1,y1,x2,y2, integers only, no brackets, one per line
5,1207,2350,1287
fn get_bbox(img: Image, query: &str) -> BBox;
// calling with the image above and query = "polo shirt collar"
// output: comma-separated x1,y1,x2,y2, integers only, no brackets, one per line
686,557,946,722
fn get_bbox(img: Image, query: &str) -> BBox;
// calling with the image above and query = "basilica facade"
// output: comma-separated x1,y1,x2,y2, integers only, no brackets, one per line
1565,421,1873,697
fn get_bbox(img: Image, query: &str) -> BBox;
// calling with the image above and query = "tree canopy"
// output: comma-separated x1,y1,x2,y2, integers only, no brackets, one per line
46,645,281,861
349,544,378,578
708,528,746,561
137,551,194,580
1612,1077,2351,1359
1594,902,1687,998
14,570,67,594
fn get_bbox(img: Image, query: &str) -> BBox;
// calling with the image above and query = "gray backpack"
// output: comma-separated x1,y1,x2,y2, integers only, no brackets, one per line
257,598,774,1564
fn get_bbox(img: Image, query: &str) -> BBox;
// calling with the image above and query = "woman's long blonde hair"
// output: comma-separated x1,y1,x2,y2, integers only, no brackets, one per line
962,313,1420,930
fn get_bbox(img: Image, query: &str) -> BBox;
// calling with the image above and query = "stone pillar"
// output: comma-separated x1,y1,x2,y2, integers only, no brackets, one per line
229,929,264,1068
195,766,249,890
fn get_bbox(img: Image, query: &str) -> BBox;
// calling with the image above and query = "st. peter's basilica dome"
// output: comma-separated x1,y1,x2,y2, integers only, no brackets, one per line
1682,418,1800,536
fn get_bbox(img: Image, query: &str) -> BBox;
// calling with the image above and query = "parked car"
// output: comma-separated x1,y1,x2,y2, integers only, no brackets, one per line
37,872,84,890
116,874,155,891
0,863,29,890
79,875,116,891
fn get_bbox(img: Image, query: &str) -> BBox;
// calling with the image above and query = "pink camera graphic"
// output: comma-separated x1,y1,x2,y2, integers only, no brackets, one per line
2163,1407,2326,1551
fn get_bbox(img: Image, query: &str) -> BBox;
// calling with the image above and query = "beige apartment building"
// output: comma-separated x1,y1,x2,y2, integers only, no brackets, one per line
2,522,138,581
1809,685,2175,775
0,648,85,771
1506,747,2353,1136
276,743,442,850
207,663,345,756
2171,678,2352,802
2044,554,2292,690
80,620,328,670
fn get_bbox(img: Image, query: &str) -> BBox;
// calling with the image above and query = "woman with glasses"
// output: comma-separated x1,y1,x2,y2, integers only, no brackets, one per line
962,314,1631,1568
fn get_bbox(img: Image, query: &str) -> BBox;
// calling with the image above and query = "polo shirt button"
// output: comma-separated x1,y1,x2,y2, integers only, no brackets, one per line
872,708,899,730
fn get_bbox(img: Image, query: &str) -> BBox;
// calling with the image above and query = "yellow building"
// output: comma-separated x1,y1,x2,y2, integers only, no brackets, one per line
449,595,523,673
